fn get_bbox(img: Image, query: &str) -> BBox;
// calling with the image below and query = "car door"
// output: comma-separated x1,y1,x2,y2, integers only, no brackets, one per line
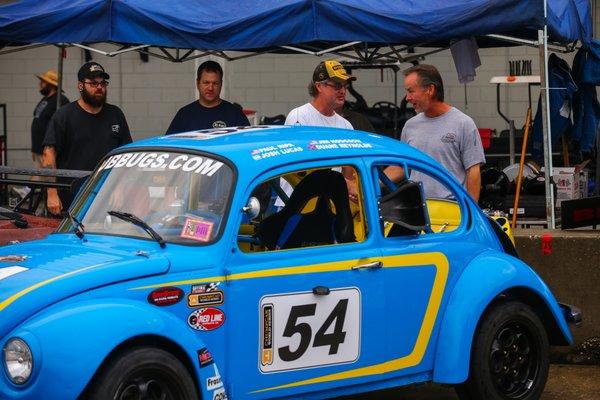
365,157,485,379
225,160,386,399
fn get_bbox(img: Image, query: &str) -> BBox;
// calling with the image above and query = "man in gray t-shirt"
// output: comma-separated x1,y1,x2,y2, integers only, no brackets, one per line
386,64,485,201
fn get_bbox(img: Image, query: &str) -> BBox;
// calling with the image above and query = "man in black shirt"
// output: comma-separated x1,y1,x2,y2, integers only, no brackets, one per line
43,62,132,215
166,61,250,134
31,70,69,168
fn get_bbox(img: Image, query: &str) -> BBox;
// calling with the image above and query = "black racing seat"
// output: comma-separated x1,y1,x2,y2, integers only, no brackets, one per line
257,169,356,250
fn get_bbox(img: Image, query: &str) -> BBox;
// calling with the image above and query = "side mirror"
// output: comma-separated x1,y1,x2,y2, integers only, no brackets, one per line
242,197,261,220
379,180,430,234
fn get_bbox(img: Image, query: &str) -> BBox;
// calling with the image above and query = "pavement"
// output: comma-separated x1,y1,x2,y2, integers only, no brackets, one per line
337,365,600,400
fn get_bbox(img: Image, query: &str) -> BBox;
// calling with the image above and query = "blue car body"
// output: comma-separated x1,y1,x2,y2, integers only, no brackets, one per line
0,126,572,399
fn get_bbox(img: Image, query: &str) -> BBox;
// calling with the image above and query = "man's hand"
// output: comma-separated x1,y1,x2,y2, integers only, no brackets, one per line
47,188,62,215
342,166,359,203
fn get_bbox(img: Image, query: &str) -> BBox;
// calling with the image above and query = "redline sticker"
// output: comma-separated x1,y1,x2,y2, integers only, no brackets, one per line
180,218,214,242
188,308,226,331
147,287,184,306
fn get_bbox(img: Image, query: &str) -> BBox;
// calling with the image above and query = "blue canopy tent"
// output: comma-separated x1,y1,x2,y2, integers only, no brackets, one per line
0,0,594,227
0,0,592,53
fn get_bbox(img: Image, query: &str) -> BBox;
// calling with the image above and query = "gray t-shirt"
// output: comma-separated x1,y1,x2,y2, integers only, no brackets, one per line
401,107,485,199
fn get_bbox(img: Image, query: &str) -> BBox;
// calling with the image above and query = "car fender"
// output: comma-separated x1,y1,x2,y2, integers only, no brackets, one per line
432,250,572,384
2,299,215,400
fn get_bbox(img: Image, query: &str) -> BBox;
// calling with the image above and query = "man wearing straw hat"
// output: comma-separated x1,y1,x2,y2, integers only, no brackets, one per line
31,69,69,169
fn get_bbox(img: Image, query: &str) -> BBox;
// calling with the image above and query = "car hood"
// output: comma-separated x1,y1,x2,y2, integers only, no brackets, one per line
0,236,169,339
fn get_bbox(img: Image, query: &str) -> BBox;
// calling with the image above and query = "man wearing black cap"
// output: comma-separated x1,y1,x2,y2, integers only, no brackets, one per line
42,61,132,215
285,59,355,129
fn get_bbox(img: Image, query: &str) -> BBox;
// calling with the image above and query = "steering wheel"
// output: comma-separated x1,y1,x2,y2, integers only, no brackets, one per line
372,101,399,110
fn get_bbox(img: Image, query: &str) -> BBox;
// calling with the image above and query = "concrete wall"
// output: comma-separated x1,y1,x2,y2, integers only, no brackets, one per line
515,230,600,362
0,1,599,168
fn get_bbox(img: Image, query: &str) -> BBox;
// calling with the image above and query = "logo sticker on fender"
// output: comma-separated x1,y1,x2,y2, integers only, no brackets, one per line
188,291,224,307
188,307,225,331
147,287,183,306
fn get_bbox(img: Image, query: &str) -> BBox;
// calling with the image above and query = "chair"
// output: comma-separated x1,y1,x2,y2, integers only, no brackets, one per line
257,169,355,250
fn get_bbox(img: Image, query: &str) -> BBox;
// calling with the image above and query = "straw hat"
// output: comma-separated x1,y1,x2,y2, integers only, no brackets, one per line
35,69,59,87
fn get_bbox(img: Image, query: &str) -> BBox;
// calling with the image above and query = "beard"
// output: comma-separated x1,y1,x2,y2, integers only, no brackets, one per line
81,87,107,108
39,86,52,97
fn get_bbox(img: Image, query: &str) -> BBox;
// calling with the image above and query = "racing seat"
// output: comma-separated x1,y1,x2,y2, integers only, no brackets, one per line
257,169,355,250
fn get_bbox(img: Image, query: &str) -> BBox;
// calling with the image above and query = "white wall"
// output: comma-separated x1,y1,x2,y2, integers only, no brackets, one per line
0,1,598,168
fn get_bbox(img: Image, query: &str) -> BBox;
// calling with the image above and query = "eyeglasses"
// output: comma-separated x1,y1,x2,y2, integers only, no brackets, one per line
319,81,348,91
83,80,109,88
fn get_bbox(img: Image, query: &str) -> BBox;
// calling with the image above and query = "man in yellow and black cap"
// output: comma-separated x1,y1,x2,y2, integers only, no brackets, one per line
31,70,69,169
285,59,356,129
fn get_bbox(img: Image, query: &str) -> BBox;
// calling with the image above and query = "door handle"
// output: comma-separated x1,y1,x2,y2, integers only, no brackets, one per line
312,286,330,296
352,261,383,270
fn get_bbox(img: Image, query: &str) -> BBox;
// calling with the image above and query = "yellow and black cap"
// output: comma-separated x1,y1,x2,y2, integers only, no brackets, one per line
312,60,356,83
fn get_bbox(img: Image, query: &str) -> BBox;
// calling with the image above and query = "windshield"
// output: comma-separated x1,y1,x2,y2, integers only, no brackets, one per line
58,151,234,245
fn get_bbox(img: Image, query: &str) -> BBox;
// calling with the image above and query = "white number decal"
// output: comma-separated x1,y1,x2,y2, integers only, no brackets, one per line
259,288,360,373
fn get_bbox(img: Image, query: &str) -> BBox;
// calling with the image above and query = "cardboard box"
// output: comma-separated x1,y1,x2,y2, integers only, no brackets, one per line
552,167,588,207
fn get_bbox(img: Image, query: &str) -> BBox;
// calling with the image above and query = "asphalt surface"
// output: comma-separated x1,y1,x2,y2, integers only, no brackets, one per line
337,365,600,400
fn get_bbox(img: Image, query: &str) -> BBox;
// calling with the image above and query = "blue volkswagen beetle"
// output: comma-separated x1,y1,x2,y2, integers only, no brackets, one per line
0,126,579,400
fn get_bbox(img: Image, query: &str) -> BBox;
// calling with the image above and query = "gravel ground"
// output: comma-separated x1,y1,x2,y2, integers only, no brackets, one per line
336,364,600,400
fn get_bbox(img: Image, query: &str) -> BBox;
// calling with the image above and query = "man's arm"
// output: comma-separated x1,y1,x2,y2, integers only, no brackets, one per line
42,145,62,215
465,163,481,202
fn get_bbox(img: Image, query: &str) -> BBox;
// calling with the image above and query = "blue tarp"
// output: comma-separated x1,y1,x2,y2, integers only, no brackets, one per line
0,0,592,50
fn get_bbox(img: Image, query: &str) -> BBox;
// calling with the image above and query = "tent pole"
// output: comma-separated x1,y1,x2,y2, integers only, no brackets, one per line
538,27,555,228
57,45,64,112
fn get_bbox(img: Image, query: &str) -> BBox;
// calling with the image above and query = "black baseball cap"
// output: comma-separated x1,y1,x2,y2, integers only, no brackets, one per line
77,62,110,81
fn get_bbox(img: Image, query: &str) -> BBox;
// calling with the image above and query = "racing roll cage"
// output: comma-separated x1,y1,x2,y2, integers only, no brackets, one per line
0,0,582,228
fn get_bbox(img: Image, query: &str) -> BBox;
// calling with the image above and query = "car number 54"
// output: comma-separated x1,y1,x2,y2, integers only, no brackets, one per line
259,288,361,373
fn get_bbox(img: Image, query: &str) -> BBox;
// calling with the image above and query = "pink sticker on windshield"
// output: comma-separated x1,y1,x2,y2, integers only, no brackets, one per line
180,218,214,242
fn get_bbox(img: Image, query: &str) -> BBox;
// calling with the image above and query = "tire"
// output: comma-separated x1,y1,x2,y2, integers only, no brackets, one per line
83,347,198,400
456,301,549,400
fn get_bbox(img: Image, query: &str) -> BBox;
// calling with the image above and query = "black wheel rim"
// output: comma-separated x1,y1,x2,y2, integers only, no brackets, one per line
489,319,540,398
115,366,186,400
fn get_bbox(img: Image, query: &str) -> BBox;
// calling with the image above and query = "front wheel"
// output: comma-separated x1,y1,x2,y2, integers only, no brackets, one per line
83,347,198,400
456,301,549,400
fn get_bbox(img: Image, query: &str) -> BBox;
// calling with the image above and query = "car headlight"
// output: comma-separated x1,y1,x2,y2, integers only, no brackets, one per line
3,338,33,384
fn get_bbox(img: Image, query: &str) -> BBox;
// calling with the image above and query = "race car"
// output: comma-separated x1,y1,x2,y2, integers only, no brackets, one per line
0,126,579,400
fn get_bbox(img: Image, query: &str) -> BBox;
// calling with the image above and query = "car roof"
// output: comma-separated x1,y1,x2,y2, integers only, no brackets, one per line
119,125,438,175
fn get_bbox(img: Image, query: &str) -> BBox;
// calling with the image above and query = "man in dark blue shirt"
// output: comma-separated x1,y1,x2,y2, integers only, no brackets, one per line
166,61,250,134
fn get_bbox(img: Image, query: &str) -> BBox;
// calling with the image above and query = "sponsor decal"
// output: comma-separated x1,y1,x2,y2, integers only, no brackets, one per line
147,287,184,306
180,218,214,242
188,291,224,307
0,255,29,262
307,139,372,150
197,348,214,367
251,143,303,161
0,266,28,281
98,152,223,176
191,282,221,294
212,121,227,128
260,304,274,366
213,387,228,400
206,365,223,391
188,307,225,331
441,132,456,143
